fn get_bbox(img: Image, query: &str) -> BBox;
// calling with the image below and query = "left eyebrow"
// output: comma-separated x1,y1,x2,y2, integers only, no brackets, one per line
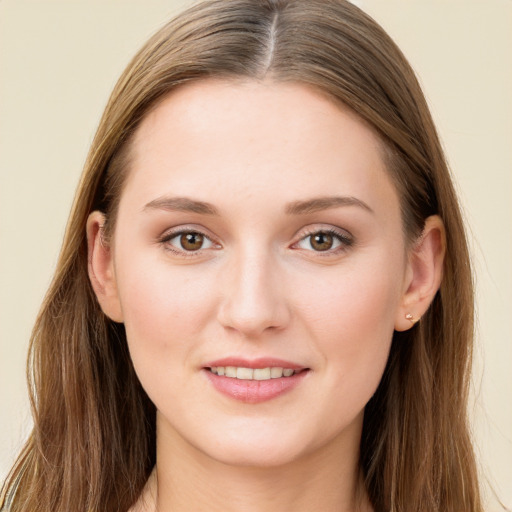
285,196,374,215
143,196,219,215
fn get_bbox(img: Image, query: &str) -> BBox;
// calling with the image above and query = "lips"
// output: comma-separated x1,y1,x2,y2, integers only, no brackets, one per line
203,357,310,404
210,366,299,379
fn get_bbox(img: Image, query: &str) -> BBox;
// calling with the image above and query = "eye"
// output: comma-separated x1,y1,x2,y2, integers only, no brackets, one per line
163,230,215,252
295,229,352,253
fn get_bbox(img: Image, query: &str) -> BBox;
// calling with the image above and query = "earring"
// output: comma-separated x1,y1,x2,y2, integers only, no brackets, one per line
405,313,418,324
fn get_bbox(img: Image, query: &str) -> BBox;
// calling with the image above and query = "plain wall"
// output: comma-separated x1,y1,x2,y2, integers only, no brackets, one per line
1,1,510,510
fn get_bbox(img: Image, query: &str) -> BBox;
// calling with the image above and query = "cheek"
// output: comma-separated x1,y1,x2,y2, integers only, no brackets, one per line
293,256,403,403
296,255,403,338
114,254,218,374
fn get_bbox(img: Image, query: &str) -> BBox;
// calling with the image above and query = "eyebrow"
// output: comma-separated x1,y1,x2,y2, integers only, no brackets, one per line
285,196,374,215
144,196,219,215
143,194,373,216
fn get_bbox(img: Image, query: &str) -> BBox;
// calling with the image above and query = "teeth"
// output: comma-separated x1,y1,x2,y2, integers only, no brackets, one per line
236,367,253,380
225,366,237,378
270,367,284,378
253,368,271,380
209,366,300,380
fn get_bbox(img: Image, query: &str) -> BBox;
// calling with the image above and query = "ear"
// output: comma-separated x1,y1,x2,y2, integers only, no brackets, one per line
394,215,446,331
86,211,124,322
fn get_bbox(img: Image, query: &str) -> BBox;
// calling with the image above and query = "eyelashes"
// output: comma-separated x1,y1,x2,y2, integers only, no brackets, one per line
158,228,219,258
293,228,353,253
158,226,354,258
167,231,215,252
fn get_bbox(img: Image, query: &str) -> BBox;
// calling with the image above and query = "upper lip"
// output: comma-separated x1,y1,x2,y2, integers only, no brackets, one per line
203,357,308,371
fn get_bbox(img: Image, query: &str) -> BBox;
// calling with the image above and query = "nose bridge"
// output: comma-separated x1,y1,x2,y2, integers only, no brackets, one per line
218,242,289,337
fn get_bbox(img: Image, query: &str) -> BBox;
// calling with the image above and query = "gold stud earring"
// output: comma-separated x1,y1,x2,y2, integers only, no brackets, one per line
405,313,418,324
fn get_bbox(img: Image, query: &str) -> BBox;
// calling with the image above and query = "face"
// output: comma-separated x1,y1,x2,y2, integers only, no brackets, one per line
97,80,412,467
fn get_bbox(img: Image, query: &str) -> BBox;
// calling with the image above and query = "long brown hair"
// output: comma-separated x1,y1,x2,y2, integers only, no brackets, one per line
1,1,481,510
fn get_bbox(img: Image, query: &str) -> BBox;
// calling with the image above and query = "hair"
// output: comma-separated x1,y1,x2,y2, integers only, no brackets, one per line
1,1,481,511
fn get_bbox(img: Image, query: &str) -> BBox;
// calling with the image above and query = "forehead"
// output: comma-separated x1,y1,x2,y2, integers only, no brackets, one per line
121,79,399,220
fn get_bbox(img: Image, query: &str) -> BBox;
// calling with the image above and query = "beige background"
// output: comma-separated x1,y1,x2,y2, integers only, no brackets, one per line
0,0,510,509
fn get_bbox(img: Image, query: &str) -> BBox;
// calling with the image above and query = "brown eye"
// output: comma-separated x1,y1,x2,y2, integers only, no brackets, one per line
295,229,352,253
163,230,215,254
180,232,205,251
310,232,334,251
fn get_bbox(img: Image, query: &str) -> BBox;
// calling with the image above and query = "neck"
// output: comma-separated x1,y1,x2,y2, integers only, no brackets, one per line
133,413,373,512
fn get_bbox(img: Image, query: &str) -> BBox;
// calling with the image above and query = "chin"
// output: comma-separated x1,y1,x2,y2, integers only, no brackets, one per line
189,419,337,470
206,440,308,469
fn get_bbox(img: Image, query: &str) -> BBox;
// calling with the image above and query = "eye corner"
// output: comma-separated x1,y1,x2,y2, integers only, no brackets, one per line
158,226,221,258
291,226,354,256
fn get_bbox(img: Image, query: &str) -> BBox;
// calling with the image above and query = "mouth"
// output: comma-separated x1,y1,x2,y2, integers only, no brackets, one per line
203,358,310,403
208,366,305,380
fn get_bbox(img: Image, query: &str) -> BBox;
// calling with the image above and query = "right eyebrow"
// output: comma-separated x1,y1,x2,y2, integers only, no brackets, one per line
143,196,219,215
285,195,374,215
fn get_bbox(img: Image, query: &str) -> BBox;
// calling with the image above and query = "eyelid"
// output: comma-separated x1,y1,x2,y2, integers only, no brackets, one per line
156,223,353,257
291,225,354,253
158,225,221,256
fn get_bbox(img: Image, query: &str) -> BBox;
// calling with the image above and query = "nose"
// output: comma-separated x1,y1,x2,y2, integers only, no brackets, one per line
217,247,291,338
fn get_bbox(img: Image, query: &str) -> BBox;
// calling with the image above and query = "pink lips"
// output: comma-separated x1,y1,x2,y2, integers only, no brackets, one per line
203,357,309,404
205,357,306,370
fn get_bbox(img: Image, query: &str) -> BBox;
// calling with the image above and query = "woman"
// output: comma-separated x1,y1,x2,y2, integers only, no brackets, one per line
1,0,483,510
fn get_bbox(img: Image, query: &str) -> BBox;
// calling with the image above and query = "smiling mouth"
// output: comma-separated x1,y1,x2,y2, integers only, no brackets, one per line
204,364,310,403
208,366,306,380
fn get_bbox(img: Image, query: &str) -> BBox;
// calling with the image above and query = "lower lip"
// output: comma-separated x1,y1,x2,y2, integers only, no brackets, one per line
204,369,309,404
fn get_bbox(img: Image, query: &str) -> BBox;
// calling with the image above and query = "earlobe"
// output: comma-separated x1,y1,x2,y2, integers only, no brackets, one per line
86,211,124,322
394,215,446,332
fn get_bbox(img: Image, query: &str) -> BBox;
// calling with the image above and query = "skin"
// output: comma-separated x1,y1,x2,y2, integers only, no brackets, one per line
87,79,445,512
